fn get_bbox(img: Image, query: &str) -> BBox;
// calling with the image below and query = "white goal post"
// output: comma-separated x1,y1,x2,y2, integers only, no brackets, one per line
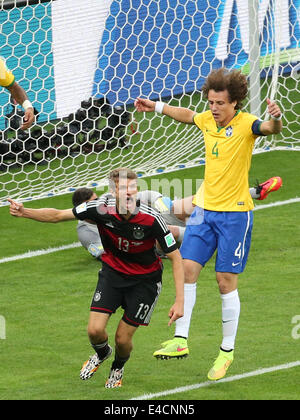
0,0,299,205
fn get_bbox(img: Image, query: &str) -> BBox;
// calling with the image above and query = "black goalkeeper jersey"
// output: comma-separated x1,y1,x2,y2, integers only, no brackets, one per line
72,193,178,276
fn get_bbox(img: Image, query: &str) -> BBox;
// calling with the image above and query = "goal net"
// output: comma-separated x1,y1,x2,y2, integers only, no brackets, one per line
0,0,299,205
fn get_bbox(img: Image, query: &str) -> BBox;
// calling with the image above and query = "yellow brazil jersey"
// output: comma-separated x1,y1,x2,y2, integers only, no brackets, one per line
193,110,260,212
0,57,15,88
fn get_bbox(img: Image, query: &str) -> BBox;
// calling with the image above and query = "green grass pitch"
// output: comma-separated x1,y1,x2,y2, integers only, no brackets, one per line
0,150,300,400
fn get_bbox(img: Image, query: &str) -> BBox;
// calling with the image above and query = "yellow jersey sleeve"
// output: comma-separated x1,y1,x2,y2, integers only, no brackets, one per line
193,112,206,131
193,111,259,212
0,57,15,88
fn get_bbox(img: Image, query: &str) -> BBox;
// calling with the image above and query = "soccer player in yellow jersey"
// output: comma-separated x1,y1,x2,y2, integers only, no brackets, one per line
134,68,282,380
0,57,34,130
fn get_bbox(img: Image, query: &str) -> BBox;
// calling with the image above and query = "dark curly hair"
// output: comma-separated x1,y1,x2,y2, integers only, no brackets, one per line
202,68,248,109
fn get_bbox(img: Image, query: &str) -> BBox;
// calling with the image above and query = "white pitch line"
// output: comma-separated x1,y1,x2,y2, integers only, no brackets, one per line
131,360,300,400
0,242,81,264
1,197,299,265
253,197,300,211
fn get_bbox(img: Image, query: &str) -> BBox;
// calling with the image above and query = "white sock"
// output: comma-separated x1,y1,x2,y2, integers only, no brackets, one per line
175,283,197,339
221,289,240,351
250,187,260,199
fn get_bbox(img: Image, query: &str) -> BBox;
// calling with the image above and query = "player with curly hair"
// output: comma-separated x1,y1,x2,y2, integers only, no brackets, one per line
135,67,282,380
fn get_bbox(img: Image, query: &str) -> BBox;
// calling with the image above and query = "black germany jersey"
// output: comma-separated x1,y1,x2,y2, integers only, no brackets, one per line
72,193,178,276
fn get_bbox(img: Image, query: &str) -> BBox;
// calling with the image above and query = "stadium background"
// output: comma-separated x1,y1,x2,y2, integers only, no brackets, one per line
1,0,299,126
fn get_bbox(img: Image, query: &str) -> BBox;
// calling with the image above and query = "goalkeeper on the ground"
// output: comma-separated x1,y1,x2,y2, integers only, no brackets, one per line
73,177,282,260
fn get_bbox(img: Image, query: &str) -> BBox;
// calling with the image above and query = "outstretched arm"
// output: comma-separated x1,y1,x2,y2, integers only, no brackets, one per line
8,198,75,223
134,97,196,124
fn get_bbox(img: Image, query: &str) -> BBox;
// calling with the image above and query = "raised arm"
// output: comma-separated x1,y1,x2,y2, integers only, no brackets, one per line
259,98,283,135
165,248,184,326
134,97,196,124
8,198,75,223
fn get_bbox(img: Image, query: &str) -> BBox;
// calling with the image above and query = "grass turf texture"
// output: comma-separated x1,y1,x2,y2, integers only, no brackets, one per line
0,150,299,400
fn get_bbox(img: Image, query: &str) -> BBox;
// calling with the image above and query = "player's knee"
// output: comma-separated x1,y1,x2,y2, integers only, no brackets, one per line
87,324,106,342
216,272,238,294
115,330,132,350
183,260,202,283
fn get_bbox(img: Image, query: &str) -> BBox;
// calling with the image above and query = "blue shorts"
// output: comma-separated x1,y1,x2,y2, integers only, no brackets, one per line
180,207,253,273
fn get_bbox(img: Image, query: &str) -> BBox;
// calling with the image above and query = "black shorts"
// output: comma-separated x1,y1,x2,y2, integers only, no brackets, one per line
90,264,162,327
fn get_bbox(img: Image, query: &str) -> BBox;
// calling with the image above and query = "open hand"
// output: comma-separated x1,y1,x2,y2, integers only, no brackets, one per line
134,97,156,112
